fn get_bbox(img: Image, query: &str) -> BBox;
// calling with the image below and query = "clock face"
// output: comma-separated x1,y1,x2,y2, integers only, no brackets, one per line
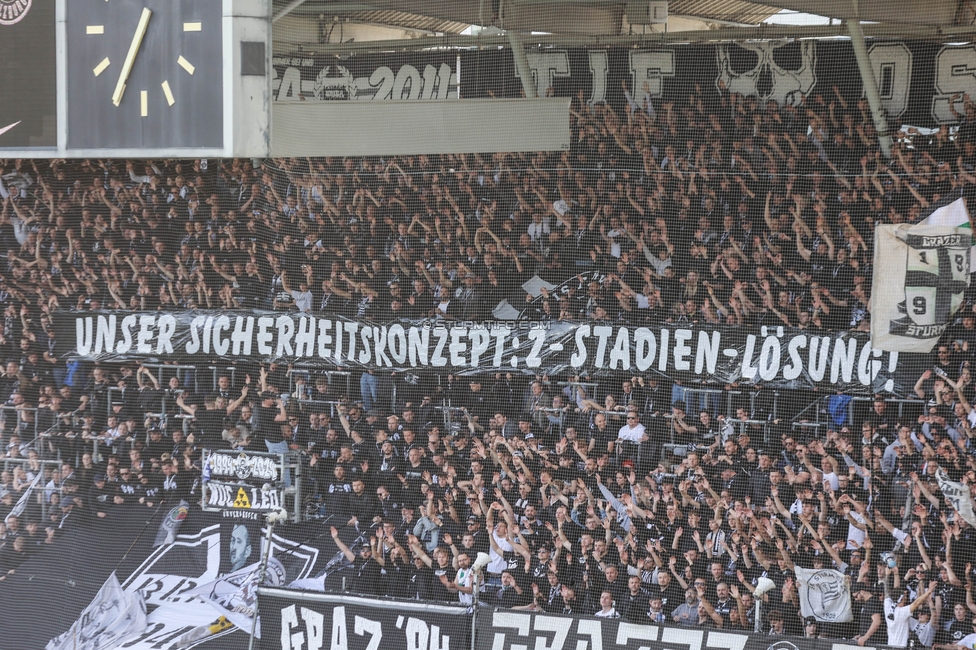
66,0,223,150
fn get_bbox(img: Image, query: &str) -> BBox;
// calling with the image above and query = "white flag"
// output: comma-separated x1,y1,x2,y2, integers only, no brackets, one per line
919,197,975,268
871,223,971,352
935,467,976,529
46,573,147,650
178,557,287,642
794,567,853,623
5,470,42,524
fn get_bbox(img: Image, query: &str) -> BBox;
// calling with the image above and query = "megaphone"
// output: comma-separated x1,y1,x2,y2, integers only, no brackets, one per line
473,552,491,571
754,576,776,597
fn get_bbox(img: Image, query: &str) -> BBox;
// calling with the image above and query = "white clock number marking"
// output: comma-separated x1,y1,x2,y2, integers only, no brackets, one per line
177,56,195,75
93,58,111,77
161,81,175,106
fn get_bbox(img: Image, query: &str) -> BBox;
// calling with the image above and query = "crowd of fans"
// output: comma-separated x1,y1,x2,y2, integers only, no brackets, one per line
1,80,976,648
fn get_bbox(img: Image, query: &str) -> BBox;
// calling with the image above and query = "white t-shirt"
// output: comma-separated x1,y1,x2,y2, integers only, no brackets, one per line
455,567,474,606
289,289,312,313
953,633,976,650
617,422,647,442
822,471,839,491
845,511,866,549
487,531,512,575
883,597,912,648
909,618,936,647
435,299,451,319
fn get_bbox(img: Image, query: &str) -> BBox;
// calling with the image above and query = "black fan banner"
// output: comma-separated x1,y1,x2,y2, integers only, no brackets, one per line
0,506,364,650
259,589,471,650
274,40,976,127
475,608,867,650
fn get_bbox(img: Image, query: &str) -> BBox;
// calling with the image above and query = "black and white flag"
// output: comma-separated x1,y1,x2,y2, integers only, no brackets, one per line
46,573,147,650
153,500,190,547
872,223,971,352
5,471,42,524
935,467,976,529
795,567,853,623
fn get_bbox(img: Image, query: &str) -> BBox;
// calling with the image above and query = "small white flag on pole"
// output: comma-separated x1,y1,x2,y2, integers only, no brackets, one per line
5,470,42,524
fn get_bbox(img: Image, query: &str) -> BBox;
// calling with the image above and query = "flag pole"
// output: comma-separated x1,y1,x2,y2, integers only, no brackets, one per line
247,511,281,650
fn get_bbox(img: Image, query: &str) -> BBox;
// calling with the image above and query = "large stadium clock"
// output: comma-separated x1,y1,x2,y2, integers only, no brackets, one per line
65,0,224,150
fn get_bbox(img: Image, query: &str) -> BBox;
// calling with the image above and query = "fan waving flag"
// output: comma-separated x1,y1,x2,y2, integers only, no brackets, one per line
935,467,976,529
872,222,971,352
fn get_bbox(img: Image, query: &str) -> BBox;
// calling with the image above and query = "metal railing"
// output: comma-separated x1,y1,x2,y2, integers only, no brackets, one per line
0,405,40,444
139,363,206,394
0,456,63,524
287,368,353,401
790,394,927,438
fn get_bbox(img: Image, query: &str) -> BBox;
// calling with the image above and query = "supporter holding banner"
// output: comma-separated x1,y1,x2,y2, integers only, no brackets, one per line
5,471,42,524
872,223,971,353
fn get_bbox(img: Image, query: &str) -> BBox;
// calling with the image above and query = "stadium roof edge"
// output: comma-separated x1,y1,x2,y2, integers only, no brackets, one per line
286,21,976,55
273,0,972,40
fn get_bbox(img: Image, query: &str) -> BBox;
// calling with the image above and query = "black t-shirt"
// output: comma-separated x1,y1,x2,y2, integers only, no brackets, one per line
857,597,887,645
136,387,165,416
354,557,384,596
196,408,226,448
658,580,685,613
945,619,972,643
254,404,283,444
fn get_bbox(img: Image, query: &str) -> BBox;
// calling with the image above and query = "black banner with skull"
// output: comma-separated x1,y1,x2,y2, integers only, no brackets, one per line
273,40,975,127
456,40,964,128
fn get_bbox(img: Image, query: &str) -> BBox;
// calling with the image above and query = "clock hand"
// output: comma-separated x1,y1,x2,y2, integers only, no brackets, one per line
111,7,152,107
0,121,21,138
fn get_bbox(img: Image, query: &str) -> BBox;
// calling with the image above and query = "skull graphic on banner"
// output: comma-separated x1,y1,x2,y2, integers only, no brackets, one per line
715,41,817,106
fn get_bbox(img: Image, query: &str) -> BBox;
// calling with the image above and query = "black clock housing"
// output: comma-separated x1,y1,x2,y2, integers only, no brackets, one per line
66,0,224,150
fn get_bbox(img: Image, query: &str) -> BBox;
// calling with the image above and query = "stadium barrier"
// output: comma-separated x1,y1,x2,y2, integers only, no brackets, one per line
260,588,471,650
257,589,901,650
